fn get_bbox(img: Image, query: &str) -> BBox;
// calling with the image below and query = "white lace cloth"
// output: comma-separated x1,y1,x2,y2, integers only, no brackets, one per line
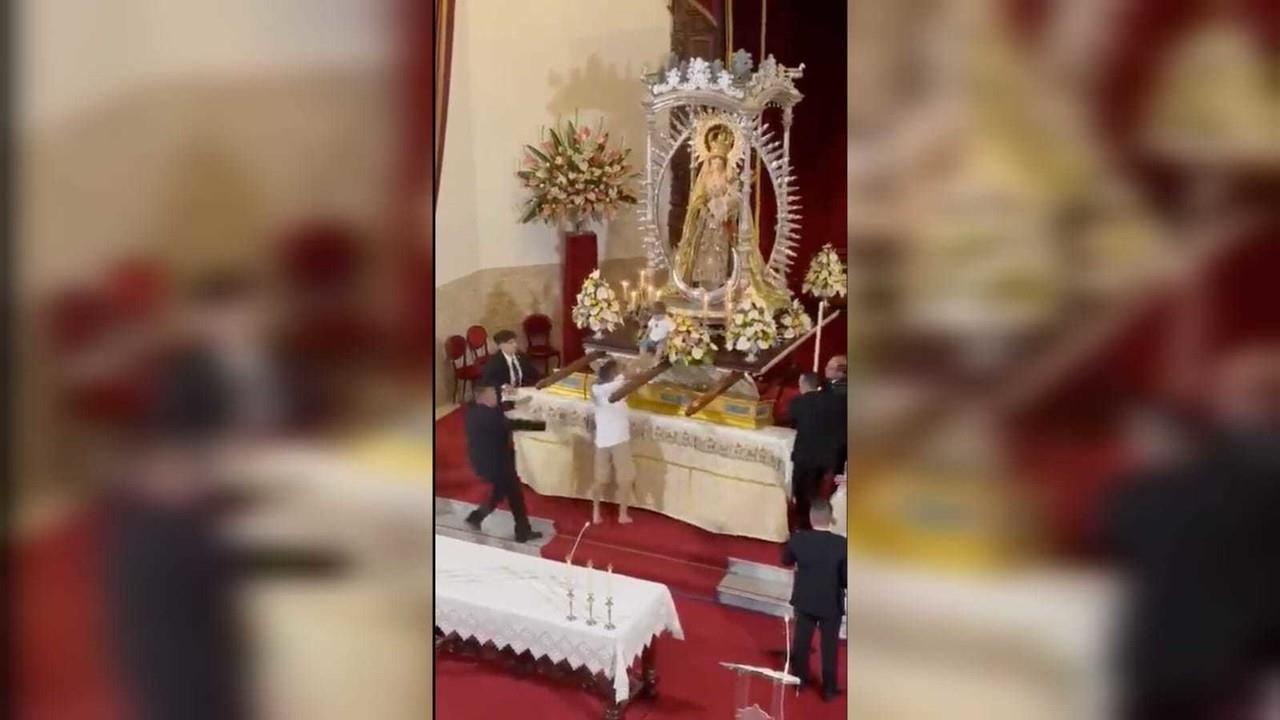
435,535,684,702
513,389,796,491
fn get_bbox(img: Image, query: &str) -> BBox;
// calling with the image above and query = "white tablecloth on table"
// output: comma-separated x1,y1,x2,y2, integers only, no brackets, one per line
434,535,684,702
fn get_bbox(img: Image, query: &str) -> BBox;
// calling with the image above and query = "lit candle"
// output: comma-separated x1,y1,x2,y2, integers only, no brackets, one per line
607,563,614,596
586,560,595,595
630,290,638,312
702,292,710,317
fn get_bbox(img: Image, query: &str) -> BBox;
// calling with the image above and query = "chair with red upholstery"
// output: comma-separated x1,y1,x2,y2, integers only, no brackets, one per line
521,313,560,374
446,335,481,403
465,325,491,365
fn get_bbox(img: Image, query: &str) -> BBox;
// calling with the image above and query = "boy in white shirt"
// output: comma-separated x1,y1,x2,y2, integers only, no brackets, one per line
638,301,675,357
589,359,636,524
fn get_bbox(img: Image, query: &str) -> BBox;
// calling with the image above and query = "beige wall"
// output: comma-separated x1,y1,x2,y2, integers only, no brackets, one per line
17,1,396,489
434,0,669,404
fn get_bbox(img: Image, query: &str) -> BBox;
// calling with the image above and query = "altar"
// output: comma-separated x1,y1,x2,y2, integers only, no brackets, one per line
512,389,795,542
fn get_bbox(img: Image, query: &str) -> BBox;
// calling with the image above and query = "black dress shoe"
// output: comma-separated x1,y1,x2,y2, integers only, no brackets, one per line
821,688,840,703
514,530,544,543
464,513,484,531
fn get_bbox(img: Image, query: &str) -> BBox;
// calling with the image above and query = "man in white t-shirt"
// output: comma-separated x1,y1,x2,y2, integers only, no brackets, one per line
638,302,676,357
589,359,636,524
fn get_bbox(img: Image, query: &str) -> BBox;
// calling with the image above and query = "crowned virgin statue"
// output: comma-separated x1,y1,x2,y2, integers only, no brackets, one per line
670,120,789,309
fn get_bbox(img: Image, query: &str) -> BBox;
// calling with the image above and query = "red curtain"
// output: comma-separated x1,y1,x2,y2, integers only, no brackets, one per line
730,0,848,374
391,0,438,363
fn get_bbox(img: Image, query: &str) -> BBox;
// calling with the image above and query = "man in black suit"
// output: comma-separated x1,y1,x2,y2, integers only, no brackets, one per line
1102,349,1280,720
788,372,846,529
783,498,847,701
823,354,848,397
155,271,316,440
481,329,541,392
463,383,547,542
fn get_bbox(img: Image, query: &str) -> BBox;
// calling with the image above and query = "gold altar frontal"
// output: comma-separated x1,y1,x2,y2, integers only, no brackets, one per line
543,371,773,429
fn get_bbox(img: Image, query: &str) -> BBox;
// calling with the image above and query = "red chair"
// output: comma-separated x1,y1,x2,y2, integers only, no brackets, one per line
465,325,491,364
521,313,560,374
446,335,481,402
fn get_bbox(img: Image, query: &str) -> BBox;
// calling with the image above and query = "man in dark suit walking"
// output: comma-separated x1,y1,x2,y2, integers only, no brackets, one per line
783,498,847,701
787,372,846,529
464,383,547,542
481,329,541,392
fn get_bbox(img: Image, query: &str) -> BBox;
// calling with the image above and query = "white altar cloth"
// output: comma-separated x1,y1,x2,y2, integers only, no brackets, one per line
508,389,796,541
434,535,684,702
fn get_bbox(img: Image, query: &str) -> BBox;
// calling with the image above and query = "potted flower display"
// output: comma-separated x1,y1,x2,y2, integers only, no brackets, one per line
571,269,622,339
516,117,639,231
519,117,638,361
775,298,814,341
664,314,718,366
802,243,848,371
725,289,778,362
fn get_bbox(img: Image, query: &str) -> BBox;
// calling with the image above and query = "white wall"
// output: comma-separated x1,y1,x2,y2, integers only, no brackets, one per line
20,0,392,133
435,0,670,287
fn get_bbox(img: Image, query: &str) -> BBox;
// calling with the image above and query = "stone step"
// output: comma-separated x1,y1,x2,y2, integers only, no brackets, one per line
435,498,556,556
718,557,847,639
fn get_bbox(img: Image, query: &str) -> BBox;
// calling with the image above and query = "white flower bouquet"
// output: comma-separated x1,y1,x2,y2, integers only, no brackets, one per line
775,298,814,341
664,314,718,366
724,289,778,362
802,244,848,299
517,118,639,231
571,270,622,338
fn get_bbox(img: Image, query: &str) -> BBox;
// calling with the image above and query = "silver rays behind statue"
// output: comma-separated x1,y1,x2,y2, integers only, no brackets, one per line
638,52,805,315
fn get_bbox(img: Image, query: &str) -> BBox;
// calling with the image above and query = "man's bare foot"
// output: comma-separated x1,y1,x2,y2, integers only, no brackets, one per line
618,513,633,525
592,505,603,525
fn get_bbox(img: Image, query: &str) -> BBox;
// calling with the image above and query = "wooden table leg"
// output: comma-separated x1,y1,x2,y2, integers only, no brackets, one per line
640,643,659,698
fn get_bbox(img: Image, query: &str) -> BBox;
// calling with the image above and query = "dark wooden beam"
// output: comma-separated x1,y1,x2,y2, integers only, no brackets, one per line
535,350,609,390
609,360,672,403
684,370,745,416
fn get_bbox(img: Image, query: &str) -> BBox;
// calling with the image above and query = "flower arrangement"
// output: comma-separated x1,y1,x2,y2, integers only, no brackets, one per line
724,289,778,362
802,244,848,299
571,270,622,338
664,314,718,366
775,298,814,341
517,118,639,231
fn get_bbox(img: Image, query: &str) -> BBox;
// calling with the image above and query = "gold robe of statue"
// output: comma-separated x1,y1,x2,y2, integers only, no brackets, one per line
671,124,789,309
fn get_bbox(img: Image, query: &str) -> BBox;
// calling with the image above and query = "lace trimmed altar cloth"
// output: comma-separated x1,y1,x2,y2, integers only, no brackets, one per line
434,535,684,702
511,389,795,542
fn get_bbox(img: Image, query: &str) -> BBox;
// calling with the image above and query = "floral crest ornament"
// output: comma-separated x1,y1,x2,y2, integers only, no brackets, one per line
517,118,639,232
802,244,848,299
571,270,622,339
664,314,718,367
725,289,778,362
775,299,814,341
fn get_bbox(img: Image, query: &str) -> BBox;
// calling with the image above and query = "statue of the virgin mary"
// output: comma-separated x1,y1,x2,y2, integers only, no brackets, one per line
669,119,789,309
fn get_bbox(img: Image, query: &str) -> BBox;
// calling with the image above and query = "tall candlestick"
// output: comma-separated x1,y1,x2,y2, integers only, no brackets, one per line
630,290,638,314
813,300,826,371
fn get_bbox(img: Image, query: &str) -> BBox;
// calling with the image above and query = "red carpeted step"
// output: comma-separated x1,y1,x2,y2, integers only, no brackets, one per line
15,507,127,720
539,534,726,601
435,409,788,571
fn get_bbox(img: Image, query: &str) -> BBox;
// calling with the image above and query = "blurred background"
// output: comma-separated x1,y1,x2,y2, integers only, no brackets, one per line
845,0,1277,717
12,1,432,718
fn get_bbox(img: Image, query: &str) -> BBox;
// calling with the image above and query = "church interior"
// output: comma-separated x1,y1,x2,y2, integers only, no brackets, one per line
8,0,1279,719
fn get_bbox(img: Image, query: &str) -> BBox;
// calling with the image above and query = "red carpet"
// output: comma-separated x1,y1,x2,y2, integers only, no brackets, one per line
435,409,847,718
14,507,126,720
436,595,848,719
